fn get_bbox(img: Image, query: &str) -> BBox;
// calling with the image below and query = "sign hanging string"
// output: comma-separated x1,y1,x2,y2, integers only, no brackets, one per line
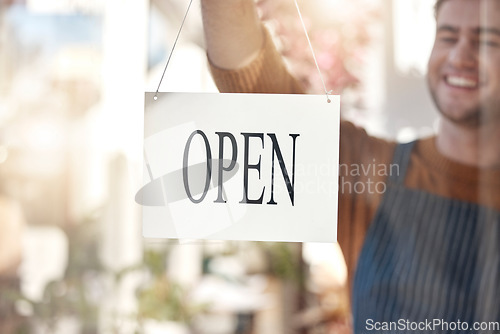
293,0,332,103
155,0,332,103
154,0,195,100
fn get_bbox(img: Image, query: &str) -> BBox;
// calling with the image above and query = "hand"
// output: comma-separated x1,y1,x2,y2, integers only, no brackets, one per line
201,0,264,69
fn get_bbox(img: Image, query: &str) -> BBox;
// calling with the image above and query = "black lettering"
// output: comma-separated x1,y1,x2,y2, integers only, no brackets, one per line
183,130,212,203
214,132,238,203
267,133,299,206
240,133,265,204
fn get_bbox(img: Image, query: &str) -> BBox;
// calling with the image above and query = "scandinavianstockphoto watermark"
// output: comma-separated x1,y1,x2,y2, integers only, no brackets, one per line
295,159,400,195
365,318,500,332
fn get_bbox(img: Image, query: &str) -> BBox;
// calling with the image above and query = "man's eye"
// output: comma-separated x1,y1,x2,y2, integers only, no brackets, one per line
439,37,457,44
480,39,500,47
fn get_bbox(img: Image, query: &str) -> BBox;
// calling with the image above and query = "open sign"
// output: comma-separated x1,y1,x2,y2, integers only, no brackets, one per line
137,92,340,242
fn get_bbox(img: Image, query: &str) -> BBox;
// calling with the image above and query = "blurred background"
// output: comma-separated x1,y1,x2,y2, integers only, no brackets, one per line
0,0,438,333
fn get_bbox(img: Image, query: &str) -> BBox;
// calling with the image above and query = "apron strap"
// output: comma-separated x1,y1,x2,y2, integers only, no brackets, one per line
388,141,416,184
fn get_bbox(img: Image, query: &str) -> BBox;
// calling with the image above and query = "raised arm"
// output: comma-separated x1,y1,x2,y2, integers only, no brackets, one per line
201,0,304,94
201,0,263,70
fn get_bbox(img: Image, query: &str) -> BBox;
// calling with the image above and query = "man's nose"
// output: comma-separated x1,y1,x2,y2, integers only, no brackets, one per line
448,38,477,68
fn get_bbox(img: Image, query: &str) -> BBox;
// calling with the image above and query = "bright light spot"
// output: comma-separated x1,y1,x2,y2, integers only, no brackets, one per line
0,146,8,164
397,126,418,142
26,0,103,14
393,0,435,75
26,121,65,151
303,242,347,286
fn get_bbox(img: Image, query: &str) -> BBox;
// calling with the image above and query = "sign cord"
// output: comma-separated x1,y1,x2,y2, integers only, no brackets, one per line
154,0,332,103
293,0,332,103
154,0,195,100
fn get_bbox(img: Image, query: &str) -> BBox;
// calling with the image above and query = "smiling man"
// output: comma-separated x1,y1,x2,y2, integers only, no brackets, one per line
201,0,500,332
429,0,500,167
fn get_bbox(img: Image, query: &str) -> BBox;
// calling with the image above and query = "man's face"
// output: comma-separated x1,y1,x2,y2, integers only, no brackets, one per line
427,0,500,127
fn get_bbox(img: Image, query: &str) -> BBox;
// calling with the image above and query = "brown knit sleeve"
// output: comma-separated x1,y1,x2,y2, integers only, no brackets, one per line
208,26,304,94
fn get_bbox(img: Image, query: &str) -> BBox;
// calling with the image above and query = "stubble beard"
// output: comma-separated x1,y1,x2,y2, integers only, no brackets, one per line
428,80,498,129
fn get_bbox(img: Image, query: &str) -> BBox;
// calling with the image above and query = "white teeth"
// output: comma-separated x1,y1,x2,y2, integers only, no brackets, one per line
446,76,477,88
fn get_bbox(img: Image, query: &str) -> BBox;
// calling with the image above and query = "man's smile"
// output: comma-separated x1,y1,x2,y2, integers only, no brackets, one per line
444,74,479,89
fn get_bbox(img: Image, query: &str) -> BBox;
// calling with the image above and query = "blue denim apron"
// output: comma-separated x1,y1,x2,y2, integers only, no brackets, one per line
353,142,500,334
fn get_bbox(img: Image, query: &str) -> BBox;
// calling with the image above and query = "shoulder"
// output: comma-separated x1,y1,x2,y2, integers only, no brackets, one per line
340,120,396,167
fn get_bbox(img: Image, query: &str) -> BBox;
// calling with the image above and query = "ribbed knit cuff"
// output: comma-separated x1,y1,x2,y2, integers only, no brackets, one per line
208,25,304,94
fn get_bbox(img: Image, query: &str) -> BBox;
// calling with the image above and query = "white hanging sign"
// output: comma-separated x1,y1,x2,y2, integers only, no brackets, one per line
136,92,340,243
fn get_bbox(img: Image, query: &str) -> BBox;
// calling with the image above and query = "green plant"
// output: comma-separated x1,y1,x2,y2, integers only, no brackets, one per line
135,247,207,325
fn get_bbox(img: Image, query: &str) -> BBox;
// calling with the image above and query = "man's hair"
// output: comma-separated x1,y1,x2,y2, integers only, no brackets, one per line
434,0,448,17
